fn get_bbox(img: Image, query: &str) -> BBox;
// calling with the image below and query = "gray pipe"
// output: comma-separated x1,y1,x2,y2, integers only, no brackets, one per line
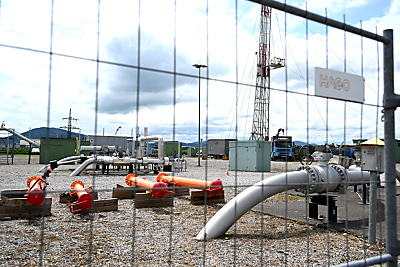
69,155,169,176
196,164,370,240
0,126,40,148
81,146,102,151
138,135,164,161
39,155,83,172
70,157,96,176
333,254,395,267
196,170,309,240
248,0,389,44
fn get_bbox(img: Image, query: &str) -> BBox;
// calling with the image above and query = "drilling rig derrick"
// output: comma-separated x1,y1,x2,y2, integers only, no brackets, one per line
250,6,284,141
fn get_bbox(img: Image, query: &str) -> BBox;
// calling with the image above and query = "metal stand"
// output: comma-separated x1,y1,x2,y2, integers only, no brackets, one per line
309,195,339,224
28,144,31,164
368,171,379,244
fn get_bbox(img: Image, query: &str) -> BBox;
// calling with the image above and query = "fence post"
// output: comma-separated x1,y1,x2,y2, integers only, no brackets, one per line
383,29,399,267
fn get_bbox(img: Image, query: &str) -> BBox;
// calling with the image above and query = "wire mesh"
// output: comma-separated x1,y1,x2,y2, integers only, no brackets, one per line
0,0,398,266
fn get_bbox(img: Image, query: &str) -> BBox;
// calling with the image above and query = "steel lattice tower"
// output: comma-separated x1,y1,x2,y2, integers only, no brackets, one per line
250,6,284,141
60,108,80,139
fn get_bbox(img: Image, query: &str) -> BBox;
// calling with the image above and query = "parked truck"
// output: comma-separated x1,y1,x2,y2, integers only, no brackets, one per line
271,128,294,161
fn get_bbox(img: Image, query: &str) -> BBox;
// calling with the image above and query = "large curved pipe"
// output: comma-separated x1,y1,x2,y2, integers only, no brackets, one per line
138,135,164,161
39,155,83,172
70,157,97,176
196,170,309,240
196,164,370,240
0,126,40,147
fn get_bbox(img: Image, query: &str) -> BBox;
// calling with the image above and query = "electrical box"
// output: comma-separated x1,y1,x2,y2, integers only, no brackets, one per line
39,138,90,164
229,140,271,172
186,147,198,157
164,142,182,158
361,138,385,173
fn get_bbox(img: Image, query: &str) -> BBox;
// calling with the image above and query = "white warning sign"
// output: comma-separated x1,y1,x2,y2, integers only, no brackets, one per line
314,67,365,103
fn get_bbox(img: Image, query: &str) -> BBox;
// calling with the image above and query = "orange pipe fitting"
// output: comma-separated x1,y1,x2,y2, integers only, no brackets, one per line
125,173,172,198
25,175,49,206
68,180,93,213
156,173,223,197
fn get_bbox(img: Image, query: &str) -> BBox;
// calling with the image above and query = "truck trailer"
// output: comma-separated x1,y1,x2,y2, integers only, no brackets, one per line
208,139,237,159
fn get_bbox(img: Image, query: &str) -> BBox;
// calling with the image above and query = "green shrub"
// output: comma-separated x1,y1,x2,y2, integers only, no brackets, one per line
0,147,32,155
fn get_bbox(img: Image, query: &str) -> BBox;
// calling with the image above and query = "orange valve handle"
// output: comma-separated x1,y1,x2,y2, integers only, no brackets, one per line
25,176,49,206
125,173,173,198
157,173,223,197
68,180,93,213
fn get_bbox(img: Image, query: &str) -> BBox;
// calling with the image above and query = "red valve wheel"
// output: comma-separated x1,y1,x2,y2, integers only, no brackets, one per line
152,182,169,198
76,193,93,210
26,188,45,206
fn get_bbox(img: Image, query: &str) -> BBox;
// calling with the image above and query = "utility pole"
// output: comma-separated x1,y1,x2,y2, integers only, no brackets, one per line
193,63,207,166
60,108,80,139
250,6,284,141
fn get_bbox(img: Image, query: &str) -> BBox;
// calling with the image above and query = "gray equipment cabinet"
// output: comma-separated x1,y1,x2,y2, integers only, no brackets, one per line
229,141,271,172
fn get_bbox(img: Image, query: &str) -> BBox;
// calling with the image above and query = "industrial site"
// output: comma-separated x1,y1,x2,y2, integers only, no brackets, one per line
1,122,399,266
1,0,400,266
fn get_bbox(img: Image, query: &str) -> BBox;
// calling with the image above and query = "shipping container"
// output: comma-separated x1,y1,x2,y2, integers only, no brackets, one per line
208,139,237,159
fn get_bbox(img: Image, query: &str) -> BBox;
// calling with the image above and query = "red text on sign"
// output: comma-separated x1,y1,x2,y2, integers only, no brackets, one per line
319,75,350,91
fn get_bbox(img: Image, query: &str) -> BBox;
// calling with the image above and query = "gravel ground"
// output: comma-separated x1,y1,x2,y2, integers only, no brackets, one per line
0,156,394,266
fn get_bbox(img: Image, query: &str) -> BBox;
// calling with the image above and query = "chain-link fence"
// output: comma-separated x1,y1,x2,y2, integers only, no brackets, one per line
0,0,398,266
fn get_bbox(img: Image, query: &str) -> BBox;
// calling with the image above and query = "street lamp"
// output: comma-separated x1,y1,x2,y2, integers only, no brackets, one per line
193,64,207,167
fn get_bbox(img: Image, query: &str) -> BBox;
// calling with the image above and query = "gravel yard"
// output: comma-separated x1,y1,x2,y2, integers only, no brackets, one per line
0,156,392,266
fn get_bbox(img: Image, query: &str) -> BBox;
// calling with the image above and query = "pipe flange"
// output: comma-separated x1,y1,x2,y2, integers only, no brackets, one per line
163,157,170,166
330,164,346,192
27,176,42,188
71,180,84,191
125,173,137,187
142,157,148,166
296,165,318,194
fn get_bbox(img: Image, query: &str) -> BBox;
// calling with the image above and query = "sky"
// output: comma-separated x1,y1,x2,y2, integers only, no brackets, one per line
0,0,399,145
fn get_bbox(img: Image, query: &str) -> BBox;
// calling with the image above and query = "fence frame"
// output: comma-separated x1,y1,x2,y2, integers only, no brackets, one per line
247,0,398,266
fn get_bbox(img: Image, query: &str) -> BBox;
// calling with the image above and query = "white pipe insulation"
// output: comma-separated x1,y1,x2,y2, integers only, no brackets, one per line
196,163,370,240
0,126,40,148
70,157,96,176
39,155,82,172
69,155,170,176
138,135,164,160
80,146,102,151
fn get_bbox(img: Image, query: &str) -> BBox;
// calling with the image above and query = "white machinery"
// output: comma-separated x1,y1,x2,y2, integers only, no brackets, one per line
38,135,187,176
